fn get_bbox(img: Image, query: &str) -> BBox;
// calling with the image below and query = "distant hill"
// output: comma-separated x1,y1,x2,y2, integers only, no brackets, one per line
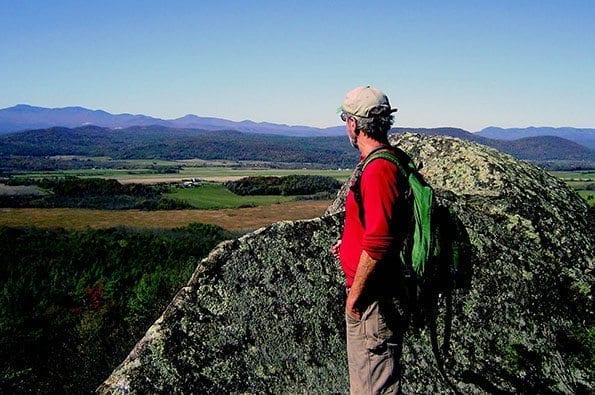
477,127,595,148
1,125,593,169
0,104,343,137
0,125,358,168
395,128,595,166
0,104,168,133
488,135,595,161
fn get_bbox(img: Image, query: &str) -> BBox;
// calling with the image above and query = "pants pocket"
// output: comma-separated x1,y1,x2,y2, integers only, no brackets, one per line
364,302,394,353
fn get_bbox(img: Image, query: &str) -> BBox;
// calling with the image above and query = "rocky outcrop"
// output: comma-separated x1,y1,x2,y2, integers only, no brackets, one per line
98,133,593,394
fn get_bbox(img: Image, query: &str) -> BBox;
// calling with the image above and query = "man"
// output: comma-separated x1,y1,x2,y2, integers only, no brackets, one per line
331,86,407,394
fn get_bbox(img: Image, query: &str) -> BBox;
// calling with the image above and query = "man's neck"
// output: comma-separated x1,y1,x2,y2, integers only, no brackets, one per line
358,136,391,158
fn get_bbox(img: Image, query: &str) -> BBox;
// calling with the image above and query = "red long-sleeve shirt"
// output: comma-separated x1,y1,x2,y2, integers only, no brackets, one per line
339,156,406,287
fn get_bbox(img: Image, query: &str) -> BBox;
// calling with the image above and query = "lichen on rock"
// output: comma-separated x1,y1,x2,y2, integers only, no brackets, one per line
98,133,593,394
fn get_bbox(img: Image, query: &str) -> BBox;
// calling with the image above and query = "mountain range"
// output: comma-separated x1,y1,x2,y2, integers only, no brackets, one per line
0,104,593,169
0,104,343,137
1,104,594,148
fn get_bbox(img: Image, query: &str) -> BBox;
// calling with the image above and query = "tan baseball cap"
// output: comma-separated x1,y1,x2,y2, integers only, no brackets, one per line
341,86,397,118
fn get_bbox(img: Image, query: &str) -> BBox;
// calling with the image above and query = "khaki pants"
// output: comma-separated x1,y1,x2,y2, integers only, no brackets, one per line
346,300,401,395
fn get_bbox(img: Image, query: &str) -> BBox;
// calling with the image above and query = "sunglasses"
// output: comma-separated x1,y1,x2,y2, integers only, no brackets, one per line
340,111,351,122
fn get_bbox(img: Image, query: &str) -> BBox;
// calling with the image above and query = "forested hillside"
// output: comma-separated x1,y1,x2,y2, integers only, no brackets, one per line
0,224,233,393
477,126,595,148
0,126,358,168
224,175,342,196
489,135,594,160
0,125,593,169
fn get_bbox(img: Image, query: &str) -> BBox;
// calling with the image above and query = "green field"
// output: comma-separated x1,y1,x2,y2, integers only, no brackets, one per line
577,190,595,204
550,170,595,179
165,183,296,209
551,171,595,206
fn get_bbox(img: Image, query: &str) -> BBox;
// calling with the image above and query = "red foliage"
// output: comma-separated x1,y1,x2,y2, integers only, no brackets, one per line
84,283,105,310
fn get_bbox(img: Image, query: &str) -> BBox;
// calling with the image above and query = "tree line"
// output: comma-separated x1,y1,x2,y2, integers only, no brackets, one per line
2,176,191,210
224,175,342,197
0,155,181,175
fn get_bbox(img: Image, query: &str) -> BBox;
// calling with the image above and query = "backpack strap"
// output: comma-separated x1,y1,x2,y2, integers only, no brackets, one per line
351,148,403,227
351,147,414,226
363,149,404,173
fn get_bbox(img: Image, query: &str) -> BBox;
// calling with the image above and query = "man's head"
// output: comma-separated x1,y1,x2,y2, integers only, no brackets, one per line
340,86,397,145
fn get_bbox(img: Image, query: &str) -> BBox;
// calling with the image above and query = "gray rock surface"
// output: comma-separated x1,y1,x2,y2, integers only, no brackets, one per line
98,133,593,394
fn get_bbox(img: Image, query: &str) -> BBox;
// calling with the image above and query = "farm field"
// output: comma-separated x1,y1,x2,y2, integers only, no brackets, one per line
8,158,353,184
117,166,352,184
551,171,595,206
0,200,332,231
165,182,297,209
550,170,595,179
0,162,346,229
10,167,353,184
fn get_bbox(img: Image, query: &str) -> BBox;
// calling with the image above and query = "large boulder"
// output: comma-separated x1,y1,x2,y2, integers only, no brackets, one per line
98,133,593,394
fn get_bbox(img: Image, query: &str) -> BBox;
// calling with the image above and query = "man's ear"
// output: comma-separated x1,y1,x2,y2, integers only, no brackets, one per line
349,117,360,135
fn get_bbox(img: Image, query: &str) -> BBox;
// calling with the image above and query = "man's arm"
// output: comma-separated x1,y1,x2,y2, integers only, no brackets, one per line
345,249,379,320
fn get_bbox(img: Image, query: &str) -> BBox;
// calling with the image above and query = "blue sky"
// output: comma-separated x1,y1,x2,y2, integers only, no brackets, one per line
1,0,593,131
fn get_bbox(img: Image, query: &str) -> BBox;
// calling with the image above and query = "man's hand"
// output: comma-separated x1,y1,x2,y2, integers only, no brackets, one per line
345,250,378,321
331,240,341,259
345,292,362,320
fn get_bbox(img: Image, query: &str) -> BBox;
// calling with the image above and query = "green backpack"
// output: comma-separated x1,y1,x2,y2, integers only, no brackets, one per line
363,148,434,276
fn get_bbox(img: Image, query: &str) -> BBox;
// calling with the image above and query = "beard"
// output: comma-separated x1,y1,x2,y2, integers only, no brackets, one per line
349,135,358,149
